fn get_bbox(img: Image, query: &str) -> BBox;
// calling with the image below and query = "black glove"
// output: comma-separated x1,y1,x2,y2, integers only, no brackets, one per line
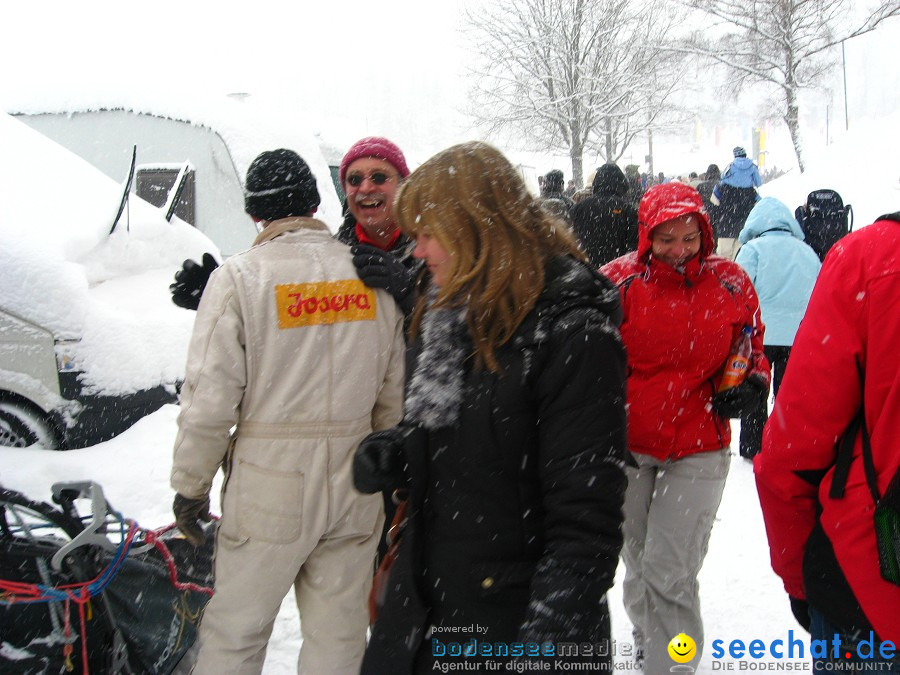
350,244,416,315
173,493,211,547
170,252,219,311
712,373,768,418
790,596,811,632
353,427,407,494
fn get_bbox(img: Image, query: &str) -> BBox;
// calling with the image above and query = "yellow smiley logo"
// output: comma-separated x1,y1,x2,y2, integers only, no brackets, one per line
667,633,697,663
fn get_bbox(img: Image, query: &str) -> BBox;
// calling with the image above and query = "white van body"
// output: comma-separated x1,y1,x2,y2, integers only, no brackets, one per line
0,113,218,448
12,95,344,255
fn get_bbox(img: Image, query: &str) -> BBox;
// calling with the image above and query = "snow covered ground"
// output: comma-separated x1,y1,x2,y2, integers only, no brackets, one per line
0,408,808,673
2,103,899,672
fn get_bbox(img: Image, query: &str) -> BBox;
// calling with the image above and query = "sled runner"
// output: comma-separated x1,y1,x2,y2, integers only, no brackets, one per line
0,481,215,674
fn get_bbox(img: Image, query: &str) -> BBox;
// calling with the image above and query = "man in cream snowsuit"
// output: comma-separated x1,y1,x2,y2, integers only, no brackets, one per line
170,149,405,674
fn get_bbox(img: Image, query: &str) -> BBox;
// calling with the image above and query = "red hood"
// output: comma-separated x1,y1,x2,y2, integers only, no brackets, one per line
636,183,714,261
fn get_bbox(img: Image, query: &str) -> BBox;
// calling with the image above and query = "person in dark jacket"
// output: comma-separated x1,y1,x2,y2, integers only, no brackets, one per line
624,164,644,209
353,141,629,674
696,163,721,247
712,147,762,259
540,168,575,213
333,137,423,560
335,136,422,316
570,163,639,267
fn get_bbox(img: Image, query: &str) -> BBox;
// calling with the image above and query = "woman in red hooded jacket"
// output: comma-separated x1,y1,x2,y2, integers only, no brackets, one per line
602,182,770,672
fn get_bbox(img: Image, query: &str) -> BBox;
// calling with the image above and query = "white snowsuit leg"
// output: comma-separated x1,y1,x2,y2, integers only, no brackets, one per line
192,527,308,675
294,519,383,674
192,432,384,675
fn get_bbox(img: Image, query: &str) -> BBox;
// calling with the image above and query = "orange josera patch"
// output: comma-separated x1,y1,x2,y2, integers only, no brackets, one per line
275,280,376,328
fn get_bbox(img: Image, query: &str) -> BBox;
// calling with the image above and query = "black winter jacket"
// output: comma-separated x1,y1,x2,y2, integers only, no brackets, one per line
338,211,421,557
336,212,424,320
361,255,629,673
570,165,639,267
715,184,758,239
696,178,720,247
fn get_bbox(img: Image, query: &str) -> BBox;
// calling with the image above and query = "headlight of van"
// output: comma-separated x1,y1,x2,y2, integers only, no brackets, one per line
54,340,81,373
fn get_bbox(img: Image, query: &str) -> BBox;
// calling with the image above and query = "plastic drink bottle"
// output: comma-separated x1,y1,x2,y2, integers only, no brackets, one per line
718,325,753,392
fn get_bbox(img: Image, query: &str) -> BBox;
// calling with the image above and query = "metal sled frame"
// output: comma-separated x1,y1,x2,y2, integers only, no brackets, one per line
2,480,214,674
1,481,135,673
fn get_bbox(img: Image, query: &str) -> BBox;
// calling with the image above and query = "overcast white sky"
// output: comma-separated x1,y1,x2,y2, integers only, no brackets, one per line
0,1,481,164
3,1,899,175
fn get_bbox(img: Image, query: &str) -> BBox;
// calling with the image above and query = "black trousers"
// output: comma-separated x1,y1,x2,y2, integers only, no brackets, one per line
740,345,791,458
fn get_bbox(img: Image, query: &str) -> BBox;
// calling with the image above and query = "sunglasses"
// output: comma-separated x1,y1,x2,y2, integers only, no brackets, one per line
346,171,395,187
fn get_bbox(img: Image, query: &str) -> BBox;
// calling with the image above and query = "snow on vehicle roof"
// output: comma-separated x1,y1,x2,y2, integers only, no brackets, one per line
0,112,216,395
7,91,343,229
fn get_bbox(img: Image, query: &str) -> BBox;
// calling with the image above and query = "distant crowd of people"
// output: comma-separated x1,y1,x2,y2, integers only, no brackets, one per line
168,134,899,674
539,145,770,263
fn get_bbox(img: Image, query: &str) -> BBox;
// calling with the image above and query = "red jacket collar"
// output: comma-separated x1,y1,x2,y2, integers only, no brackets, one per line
645,254,707,286
355,222,401,250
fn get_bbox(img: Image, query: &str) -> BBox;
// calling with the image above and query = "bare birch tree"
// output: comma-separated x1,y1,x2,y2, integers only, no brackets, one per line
673,0,900,172
464,0,687,186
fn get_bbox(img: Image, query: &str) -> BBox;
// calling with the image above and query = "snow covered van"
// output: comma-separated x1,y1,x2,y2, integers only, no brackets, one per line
0,113,218,448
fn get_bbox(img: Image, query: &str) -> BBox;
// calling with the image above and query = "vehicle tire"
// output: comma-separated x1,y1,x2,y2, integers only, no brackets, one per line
0,402,60,449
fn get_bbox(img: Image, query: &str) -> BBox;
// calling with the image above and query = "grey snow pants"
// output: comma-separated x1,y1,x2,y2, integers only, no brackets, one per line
622,448,730,673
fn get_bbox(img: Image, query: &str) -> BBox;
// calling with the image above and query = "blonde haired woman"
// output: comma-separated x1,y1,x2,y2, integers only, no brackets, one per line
353,141,629,673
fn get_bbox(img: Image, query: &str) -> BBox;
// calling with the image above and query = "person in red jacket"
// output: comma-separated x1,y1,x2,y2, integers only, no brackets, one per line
602,182,770,673
755,213,900,671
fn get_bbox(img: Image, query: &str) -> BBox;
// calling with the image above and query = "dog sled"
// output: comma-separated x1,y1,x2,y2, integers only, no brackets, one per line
0,481,214,674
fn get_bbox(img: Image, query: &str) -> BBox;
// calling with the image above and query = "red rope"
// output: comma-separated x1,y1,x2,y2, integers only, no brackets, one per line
0,523,139,604
1,520,214,672
77,590,89,673
63,597,74,672
143,529,214,596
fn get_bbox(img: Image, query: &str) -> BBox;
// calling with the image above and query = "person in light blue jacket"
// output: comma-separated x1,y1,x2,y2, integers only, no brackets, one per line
716,147,763,191
734,197,821,459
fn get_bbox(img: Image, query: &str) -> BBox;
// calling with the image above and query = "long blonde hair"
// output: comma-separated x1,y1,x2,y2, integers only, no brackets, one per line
396,141,584,373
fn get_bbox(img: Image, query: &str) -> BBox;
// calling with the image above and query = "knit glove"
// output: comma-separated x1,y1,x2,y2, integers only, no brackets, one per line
711,373,768,418
173,493,211,547
353,427,407,494
350,244,416,315
789,596,811,632
170,252,219,310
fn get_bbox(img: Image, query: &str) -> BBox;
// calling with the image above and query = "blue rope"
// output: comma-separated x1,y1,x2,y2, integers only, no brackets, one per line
1,521,139,605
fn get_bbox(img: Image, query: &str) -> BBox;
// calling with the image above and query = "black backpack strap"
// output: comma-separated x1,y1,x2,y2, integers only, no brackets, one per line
828,362,879,504
860,409,880,505
829,412,862,499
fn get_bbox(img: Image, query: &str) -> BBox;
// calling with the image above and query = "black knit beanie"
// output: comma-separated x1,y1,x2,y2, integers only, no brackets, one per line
545,169,565,192
244,149,321,221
